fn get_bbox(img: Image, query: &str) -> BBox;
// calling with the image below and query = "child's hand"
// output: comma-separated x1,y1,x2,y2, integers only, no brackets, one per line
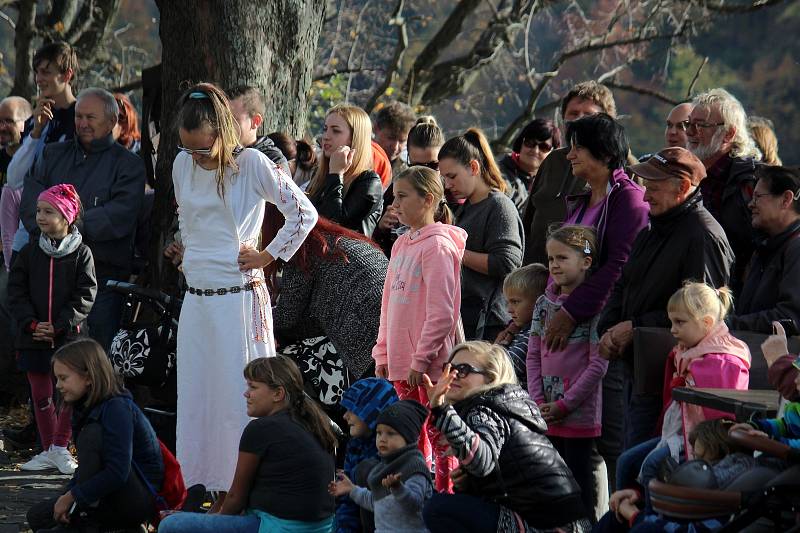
762,321,790,368
617,498,640,522
609,488,639,522
728,423,769,439
375,365,388,379
407,369,424,387
494,322,519,346
33,322,55,341
381,473,402,490
539,401,565,423
328,470,354,497
423,365,456,408
450,466,469,490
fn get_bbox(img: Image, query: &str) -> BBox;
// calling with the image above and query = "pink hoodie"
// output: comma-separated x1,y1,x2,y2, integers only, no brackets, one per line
372,222,467,382
659,322,751,460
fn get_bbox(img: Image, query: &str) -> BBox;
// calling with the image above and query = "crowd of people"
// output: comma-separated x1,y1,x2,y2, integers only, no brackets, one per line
1,39,799,533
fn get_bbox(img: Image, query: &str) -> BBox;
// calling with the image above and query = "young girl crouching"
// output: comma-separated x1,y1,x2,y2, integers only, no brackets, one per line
26,339,164,532
158,356,336,533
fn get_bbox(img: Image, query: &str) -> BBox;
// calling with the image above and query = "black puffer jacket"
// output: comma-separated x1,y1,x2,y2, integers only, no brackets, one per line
310,170,383,236
598,189,734,360
433,384,585,529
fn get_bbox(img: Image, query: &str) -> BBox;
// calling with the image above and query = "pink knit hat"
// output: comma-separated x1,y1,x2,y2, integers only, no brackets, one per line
38,184,82,224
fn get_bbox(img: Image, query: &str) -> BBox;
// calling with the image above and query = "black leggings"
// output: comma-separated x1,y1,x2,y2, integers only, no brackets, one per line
550,436,597,520
27,422,155,531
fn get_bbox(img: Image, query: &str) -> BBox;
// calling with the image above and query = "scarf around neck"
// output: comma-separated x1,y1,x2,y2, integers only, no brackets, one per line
366,443,430,501
38,226,83,258
673,322,751,376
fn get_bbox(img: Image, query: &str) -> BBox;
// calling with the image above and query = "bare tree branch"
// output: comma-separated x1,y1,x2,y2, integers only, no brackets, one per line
47,0,79,33
313,67,383,82
71,0,122,64
686,55,708,98
603,81,681,105
0,8,15,29
689,0,787,13
364,0,407,113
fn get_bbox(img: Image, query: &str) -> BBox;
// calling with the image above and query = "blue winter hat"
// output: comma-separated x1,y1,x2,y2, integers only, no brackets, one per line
340,378,398,431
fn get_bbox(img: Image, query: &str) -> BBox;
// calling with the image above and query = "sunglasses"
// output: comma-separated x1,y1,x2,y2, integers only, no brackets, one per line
409,160,439,171
178,145,214,156
522,138,553,152
443,362,488,379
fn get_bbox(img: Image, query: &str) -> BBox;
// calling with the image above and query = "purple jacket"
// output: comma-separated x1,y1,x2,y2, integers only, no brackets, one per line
561,168,648,323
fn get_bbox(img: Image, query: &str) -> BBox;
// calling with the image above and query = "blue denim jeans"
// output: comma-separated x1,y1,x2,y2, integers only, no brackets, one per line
615,437,659,491
158,512,261,533
622,367,662,450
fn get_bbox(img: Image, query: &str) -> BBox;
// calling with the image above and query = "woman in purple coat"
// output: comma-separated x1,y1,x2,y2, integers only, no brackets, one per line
541,113,649,504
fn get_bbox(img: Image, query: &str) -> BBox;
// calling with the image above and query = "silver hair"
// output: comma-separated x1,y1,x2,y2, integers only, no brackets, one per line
692,88,760,160
0,96,33,121
76,87,119,123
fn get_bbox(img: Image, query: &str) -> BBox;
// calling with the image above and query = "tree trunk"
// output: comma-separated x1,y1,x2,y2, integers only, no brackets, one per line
151,0,325,290
11,0,37,100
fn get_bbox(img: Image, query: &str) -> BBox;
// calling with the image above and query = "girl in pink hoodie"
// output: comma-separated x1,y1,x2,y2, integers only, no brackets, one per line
372,166,467,493
527,224,608,517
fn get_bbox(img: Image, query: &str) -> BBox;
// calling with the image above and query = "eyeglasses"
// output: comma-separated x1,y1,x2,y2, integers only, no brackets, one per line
443,362,488,379
0,117,22,126
686,121,725,133
178,145,214,156
522,138,553,152
408,160,439,171
666,120,690,132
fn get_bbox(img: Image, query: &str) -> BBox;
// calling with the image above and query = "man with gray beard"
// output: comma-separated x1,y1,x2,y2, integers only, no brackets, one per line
688,88,760,294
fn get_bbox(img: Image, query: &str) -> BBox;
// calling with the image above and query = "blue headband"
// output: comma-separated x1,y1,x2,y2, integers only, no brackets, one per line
189,91,209,100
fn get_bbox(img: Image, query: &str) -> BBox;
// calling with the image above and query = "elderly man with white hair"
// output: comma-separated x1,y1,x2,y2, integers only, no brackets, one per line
19,87,145,350
688,88,760,294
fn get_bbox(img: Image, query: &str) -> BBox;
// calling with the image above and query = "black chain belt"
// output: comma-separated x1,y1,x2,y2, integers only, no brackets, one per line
187,280,261,296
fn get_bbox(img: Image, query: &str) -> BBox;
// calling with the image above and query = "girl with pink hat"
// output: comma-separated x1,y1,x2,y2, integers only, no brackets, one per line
8,183,97,474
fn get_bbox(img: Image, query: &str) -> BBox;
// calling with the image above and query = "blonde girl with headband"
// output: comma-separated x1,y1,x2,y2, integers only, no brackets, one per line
439,128,524,341
307,104,383,235
9,183,96,475
614,281,750,510
526,224,608,517
171,82,317,494
373,165,466,492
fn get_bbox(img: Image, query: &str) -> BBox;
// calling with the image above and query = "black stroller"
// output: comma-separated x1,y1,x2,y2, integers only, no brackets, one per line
106,280,181,451
648,389,800,531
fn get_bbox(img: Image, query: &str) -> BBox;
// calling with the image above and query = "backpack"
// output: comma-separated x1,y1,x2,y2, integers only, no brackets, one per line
132,439,187,524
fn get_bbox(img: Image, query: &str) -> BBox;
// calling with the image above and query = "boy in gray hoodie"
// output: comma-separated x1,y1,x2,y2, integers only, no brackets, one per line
329,400,432,533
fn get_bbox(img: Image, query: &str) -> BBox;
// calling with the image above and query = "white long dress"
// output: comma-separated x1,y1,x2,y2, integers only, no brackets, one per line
172,148,317,490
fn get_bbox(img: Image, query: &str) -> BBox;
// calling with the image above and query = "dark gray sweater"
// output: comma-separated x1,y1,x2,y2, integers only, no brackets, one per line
455,191,524,339
273,237,388,378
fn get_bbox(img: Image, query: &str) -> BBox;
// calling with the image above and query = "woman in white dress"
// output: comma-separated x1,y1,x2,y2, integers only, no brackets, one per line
172,83,317,493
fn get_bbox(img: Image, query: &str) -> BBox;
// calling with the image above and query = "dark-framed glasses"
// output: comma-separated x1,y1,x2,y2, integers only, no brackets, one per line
443,362,488,379
522,138,553,152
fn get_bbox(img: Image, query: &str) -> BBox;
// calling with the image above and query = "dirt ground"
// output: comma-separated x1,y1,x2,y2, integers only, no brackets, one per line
0,407,68,533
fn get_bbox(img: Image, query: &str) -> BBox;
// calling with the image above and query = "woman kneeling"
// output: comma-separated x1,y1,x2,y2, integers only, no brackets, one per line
422,341,591,533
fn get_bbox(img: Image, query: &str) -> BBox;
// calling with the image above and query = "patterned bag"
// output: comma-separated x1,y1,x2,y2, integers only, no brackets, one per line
278,336,349,405
109,325,176,387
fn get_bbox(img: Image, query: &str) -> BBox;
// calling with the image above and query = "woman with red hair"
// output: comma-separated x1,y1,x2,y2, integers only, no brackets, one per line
112,93,141,152
264,205,387,405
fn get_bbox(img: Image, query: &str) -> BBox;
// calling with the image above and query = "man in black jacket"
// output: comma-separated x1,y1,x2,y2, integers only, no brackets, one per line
688,88,760,294
20,88,145,351
227,86,290,175
598,147,734,449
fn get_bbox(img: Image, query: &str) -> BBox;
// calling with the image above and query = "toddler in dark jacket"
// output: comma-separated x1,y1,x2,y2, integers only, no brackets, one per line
9,183,96,475
335,377,399,532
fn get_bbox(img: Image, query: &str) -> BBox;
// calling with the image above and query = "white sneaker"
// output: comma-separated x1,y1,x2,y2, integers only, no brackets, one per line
19,450,55,471
49,446,78,474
